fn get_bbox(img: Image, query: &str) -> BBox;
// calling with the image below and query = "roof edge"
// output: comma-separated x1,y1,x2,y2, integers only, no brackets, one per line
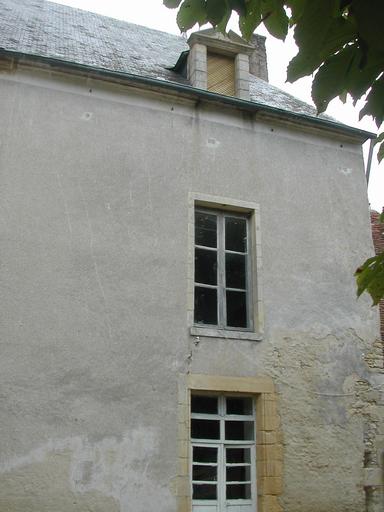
0,49,376,142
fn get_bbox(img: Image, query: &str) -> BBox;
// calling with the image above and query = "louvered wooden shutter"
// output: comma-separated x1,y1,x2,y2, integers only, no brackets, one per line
207,53,235,96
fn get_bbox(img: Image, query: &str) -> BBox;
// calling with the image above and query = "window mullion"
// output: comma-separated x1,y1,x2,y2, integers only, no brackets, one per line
218,395,223,511
219,443,225,511
220,396,225,511
245,217,252,331
218,214,226,328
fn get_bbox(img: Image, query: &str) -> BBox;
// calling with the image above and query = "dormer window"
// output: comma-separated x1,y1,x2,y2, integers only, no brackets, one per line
186,29,255,100
207,52,235,96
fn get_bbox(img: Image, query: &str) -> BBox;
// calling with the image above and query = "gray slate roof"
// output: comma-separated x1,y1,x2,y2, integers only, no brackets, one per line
0,0,343,122
0,0,190,83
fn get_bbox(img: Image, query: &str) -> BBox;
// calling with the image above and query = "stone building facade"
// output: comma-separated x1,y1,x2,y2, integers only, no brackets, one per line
0,1,383,511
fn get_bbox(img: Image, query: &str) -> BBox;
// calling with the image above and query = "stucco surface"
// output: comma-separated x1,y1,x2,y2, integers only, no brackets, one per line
0,69,382,511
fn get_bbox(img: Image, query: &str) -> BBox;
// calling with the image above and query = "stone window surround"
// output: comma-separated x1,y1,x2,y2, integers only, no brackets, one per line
176,374,283,512
187,32,255,100
188,192,264,342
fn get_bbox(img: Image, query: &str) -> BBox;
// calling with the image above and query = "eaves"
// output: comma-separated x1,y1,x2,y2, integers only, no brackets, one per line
0,49,376,144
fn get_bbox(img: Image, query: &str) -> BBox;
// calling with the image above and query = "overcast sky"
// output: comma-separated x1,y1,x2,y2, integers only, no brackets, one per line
50,0,383,211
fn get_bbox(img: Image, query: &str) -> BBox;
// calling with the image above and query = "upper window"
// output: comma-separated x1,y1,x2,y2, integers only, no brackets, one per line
194,209,251,330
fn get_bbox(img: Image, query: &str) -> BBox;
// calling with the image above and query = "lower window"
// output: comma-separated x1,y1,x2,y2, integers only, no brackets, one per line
191,394,256,512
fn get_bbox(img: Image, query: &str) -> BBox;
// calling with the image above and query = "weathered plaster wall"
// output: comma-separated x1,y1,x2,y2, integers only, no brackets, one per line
0,67,382,511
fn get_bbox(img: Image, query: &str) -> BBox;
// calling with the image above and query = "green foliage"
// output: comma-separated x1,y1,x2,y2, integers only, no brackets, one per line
360,76,384,128
239,0,262,40
260,0,288,40
377,132,384,164
177,0,206,31
311,45,356,114
355,253,384,306
286,1,356,81
355,207,384,306
163,0,182,8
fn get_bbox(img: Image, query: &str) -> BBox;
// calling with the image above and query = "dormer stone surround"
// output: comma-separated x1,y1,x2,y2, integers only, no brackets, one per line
187,29,268,100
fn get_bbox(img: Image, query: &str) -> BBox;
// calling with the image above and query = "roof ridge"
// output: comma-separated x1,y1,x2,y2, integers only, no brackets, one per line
43,0,184,40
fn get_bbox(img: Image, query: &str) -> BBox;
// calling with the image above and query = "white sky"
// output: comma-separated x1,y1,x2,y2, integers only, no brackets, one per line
51,0,383,212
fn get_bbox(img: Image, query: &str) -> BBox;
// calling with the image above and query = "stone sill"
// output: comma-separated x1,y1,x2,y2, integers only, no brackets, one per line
190,326,263,342
363,467,383,487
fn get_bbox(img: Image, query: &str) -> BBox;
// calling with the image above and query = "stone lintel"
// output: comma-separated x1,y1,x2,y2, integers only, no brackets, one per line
188,31,254,57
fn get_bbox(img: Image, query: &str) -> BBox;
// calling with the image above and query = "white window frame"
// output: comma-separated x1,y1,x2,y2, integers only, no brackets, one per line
194,208,252,331
191,394,257,512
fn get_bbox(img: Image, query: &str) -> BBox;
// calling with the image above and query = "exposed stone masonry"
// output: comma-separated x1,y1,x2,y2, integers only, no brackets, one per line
371,210,384,341
249,34,268,82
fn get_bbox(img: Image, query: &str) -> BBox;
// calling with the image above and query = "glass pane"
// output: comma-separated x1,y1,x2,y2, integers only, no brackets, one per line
193,446,218,463
226,466,251,482
225,217,247,252
226,484,251,500
225,421,254,441
191,419,220,439
195,287,217,325
192,395,218,414
193,484,217,500
226,448,251,464
195,212,217,248
195,248,217,285
226,397,253,416
225,253,246,289
226,291,247,328
193,465,217,481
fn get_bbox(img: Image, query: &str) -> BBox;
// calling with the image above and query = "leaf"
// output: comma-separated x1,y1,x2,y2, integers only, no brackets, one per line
378,139,384,164
324,16,357,54
339,90,348,103
351,0,384,55
288,14,356,82
228,0,247,17
163,0,183,8
216,9,231,33
379,209,384,223
239,0,262,40
286,0,307,24
176,0,207,31
374,131,384,163
359,75,384,127
345,49,384,103
292,0,338,52
340,0,352,11
355,252,384,305
355,254,384,304
311,46,356,113
207,0,229,25
355,258,374,292
260,0,288,40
